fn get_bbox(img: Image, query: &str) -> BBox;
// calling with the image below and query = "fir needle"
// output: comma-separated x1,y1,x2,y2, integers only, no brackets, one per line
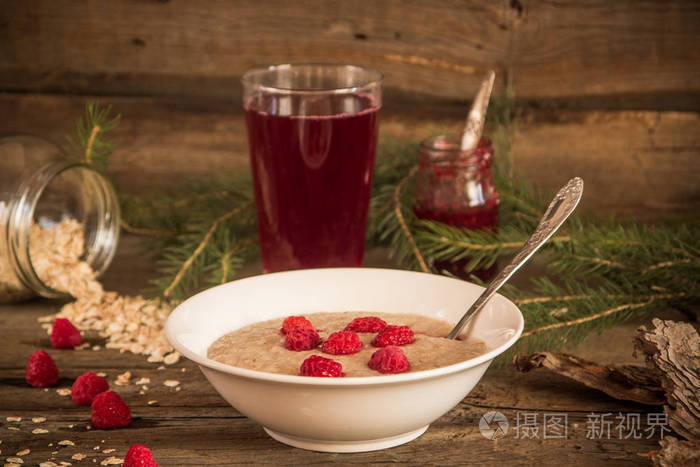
460,70,496,152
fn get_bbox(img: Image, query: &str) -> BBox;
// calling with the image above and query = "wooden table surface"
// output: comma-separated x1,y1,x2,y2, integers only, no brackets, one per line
1,237,665,466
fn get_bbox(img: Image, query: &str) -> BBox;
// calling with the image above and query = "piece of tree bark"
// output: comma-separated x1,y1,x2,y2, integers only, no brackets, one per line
514,319,700,441
513,352,665,405
651,436,700,467
635,319,700,441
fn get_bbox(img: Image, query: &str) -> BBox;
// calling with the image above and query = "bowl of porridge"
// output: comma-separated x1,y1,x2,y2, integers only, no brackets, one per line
165,268,523,452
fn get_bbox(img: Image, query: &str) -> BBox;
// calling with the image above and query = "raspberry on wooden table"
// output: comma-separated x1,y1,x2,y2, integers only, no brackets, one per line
50,318,83,349
368,346,411,374
280,315,316,334
284,327,321,351
322,331,363,355
25,350,59,387
371,325,415,347
124,444,158,467
299,355,344,377
91,391,132,429
72,372,109,406
344,316,388,333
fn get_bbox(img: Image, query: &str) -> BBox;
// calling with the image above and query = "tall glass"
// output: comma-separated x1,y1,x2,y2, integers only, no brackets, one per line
242,64,382,273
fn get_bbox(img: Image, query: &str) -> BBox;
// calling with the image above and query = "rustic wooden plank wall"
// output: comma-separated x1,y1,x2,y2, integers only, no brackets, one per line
0,0,698,219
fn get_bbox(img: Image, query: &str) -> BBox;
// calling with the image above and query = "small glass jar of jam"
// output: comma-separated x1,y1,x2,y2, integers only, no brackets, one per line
413,133,499,279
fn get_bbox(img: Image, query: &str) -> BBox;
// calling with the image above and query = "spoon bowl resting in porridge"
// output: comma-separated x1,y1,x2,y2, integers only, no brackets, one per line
165,268,524,452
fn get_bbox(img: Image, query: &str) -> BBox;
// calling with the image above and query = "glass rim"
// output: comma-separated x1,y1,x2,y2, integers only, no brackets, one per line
241,63,383,95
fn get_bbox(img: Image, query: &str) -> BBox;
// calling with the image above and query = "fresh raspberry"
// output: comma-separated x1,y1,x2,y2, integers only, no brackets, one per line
368,346,411,374
124,444,158,467
322,331,363,355
50,318,83,349
371,325,415,347
25,350,59,387
299,355,344,377
91,391,132,429
71,372,109,406
284,327,321,351
280,315,316,334
344,316,388,333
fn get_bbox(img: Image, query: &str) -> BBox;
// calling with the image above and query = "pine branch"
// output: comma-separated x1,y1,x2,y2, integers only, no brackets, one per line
65,101,121,174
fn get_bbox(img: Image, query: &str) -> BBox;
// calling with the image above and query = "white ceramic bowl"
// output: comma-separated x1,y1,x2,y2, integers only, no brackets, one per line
165,268,523,453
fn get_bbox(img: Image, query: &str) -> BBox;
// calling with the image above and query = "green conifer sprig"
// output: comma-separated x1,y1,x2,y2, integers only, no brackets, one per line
66,102,120,173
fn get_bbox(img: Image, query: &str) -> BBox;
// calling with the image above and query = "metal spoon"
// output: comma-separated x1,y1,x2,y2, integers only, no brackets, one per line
446,177,584,339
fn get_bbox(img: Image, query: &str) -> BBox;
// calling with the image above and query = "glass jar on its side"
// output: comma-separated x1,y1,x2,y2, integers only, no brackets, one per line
413,133,500,279
0,135,120,302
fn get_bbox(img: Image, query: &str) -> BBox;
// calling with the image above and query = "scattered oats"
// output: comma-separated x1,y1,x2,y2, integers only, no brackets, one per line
33,219,174,363
32,417,47,423
93,446,100,451
85,425,92,430
7,426,20,431
163,380,180,387
100,440,104,443
6,458,23,464
142,385,149,390
134,377,150,385
163,351,180,365
60,463,72,466
96,372,106,378
39,463,57,467
157,366,165,370
71,454,86,461
6,417,21,422
175,386,181,392
16,449,30,456
181,368,187,372
48,443,52,447
58,440,75,446
147,400,159,406
139,390,145,395
100,457,122,466
52,451,58,454
67,425,74,429
75,343,90,350
32,428,50,434
44,388,49,392
102,449,115,453
56,388,72,396
115,371,131,386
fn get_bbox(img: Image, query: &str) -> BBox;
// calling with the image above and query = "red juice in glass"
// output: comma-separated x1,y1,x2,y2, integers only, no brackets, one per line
242,65,382,272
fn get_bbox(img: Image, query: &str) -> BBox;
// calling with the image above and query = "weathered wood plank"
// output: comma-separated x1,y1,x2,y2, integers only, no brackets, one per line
1,93,697,219
0,406,662,465
1,0,699,108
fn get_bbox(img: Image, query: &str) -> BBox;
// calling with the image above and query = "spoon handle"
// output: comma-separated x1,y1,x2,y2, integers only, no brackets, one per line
446,177,584,339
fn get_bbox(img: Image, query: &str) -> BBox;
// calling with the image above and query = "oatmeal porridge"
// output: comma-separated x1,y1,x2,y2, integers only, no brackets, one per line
207,312,487,377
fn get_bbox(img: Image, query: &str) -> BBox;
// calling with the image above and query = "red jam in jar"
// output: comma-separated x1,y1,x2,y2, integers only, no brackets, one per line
413,134,500,280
